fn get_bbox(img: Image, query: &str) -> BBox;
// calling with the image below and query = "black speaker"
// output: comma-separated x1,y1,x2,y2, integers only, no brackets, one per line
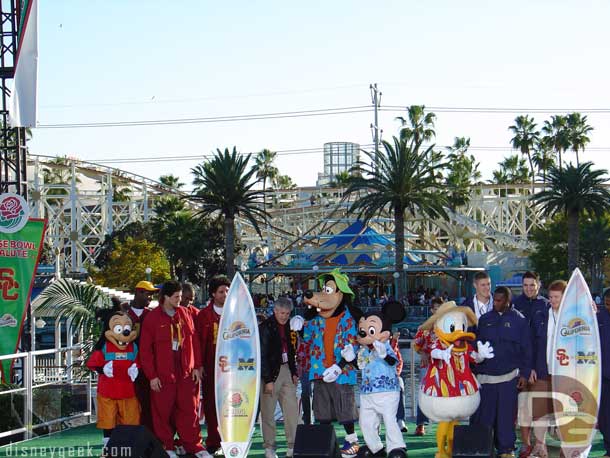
106,425,169,458
452,425,495,458
294,424,340,458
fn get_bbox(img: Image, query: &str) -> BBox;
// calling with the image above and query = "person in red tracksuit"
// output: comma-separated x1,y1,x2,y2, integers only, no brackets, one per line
195,275,230,455
174,282,202,456
125,280,158,433
140,280,209,458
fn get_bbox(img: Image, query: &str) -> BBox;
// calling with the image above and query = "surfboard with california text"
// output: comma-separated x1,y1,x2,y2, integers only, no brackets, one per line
550,268,601,458
215,273,261,458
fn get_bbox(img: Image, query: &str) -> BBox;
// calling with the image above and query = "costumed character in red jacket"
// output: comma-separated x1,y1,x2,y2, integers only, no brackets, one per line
86,308,140,452
140,280,209,458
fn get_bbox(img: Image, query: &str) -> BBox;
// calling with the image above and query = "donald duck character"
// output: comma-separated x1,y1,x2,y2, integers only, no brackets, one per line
417,301,494,458
341,300,408,458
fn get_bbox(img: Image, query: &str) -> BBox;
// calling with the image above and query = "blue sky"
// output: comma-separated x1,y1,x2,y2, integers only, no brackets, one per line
30,1,610,188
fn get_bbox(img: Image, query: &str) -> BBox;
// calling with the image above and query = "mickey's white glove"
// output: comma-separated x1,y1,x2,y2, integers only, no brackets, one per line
472,341,494,363
373,340,387,358
431,344,454,364
322,364,342,383
290,316,304,332
127,363,138,382
341,344,356,362
103,361,113,378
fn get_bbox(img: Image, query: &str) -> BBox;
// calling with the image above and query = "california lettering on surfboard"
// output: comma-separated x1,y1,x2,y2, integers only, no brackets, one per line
551,268,601,458
214,273,261,458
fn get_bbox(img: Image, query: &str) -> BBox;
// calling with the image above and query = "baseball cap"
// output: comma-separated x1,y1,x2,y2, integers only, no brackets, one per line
135,280,159,292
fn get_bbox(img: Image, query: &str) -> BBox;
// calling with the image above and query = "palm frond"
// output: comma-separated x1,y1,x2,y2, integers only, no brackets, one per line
35,279,112,331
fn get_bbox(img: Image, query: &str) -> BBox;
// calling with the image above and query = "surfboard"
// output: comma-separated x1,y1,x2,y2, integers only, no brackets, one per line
550,268,601,457
214,273,261,458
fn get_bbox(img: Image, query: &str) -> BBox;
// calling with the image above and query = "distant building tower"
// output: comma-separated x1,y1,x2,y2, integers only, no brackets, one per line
317,142,360,186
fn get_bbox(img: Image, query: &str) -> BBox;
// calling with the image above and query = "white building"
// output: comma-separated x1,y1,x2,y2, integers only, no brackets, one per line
316,142,360,186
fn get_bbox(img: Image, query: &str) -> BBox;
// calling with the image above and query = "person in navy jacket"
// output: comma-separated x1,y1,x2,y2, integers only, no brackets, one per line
470,286,532,458
461,272,493,335
513,271,549,325
520,280,566,458
513,271,549,456
598,289,610,458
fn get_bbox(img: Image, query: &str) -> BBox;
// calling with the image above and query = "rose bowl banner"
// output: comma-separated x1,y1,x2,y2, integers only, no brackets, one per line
0,193,46,381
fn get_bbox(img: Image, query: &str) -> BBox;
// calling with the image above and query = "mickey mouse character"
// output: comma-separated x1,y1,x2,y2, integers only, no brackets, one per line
86,308,140,452
341,300,408,458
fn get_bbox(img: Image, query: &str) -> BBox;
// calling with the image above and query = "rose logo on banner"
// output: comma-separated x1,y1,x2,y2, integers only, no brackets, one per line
0,193,29,234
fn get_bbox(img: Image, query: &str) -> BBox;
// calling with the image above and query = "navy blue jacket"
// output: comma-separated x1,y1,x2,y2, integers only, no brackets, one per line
598,306,610,381
530,304,552,379
476,308,532,379
513,294,549,325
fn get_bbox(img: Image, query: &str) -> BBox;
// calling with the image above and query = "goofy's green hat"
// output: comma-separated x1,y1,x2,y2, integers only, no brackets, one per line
319,268,354,298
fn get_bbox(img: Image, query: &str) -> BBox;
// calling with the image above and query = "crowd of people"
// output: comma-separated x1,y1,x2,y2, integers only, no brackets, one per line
86,270,610,458
412,271,609,458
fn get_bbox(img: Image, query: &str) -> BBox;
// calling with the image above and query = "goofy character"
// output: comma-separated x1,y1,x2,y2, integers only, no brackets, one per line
291,268,363,458
87,309,140,452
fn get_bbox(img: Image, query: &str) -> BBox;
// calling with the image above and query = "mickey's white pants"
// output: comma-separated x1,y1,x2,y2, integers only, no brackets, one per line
360,391,406,453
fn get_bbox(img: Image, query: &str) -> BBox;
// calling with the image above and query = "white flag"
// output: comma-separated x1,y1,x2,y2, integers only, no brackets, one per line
9,0,38,128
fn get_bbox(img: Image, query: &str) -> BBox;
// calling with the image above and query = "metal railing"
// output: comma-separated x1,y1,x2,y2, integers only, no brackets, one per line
0,345,93,442
0,341,423,444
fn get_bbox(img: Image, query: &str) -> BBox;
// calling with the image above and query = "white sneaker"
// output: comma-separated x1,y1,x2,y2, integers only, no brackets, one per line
194,450,212,458
264,448,278,458
286,448,294,457
175,446,187,456
165,451,178,458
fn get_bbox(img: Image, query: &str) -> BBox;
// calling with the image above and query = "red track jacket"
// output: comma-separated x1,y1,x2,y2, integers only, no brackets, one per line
195,302,220,378
140,306,202,384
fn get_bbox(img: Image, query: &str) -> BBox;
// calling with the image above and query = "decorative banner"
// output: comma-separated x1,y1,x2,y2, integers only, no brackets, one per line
551,268,601,458
215,273,260,458
0,193,46,382
9,0,39,128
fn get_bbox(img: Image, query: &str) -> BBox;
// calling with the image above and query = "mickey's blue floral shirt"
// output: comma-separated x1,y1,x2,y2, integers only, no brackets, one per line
357,341,399,394
302,308,358,385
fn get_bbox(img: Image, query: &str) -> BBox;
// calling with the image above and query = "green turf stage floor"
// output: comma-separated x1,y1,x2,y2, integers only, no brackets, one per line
0,423,607,457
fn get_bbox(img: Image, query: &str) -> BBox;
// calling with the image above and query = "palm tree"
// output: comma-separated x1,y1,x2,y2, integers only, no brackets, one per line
159,174,185,190
541,115,570,170
332,171,352,188
566,112,593,166
396,105,436,152
581,215,610,293
344,137,447,297
491,154,531,184
509,115,539,187
191,147,269,278
532,162,610,272
532,137,556,183
445,137,481,209
254,149,279,211
34,279,113,377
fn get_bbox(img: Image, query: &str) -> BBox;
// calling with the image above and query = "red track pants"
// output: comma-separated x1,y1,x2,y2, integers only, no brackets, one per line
151,375,204,453
201,376,221,450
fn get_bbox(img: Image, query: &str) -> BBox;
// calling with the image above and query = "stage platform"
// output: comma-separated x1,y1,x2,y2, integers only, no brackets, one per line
0,422,607,457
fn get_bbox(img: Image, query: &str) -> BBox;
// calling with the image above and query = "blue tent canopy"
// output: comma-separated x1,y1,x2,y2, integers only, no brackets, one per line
309,220,422,266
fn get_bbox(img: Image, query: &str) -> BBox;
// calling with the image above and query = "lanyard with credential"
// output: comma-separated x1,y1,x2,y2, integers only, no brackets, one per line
170,319,183,349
